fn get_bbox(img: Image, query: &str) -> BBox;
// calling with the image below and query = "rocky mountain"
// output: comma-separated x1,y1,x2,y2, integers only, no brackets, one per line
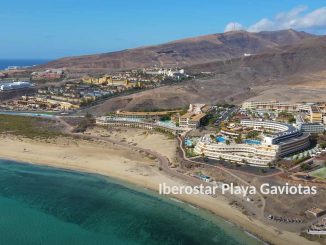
79,34,326,113
189,35,326,76
40,29,314,72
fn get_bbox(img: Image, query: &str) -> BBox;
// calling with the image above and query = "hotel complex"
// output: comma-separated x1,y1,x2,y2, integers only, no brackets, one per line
96,104,208,134
242,100,326,124
96,110,187,134
242,101,299,112
192,100,325,167
195,137,278,166
179,113,206,129
0,81,33,91
94,100,323,167
194,120,311,167
179,104,207,129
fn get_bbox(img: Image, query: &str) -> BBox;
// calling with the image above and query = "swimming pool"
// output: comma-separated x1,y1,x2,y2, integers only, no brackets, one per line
244,139,261,145
0,111,57,119
157,120,179,129
216,136,226,143
185,139,193,147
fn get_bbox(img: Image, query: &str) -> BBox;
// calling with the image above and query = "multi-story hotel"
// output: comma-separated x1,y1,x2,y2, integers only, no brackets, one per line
298,123,325,134
310,106,323,123
242,100,325,127
240,120,302,144
96,116,187,134
0,81,33,91
194,120,311,167
242,101,299,112
179,104,207,129
194,137,278,166
114,110,181,120
241,120,310,156
179,112,206,129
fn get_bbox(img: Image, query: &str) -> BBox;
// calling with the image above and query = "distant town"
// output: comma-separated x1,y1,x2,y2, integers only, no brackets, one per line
0,67,189,111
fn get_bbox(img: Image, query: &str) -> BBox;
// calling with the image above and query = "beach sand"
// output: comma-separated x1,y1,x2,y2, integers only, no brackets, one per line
0,133,318,245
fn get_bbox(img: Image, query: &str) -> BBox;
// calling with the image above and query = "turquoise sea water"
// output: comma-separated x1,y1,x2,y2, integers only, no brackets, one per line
0,160,263,245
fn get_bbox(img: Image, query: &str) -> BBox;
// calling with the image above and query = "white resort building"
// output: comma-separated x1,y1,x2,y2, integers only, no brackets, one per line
194,120,311,167
96,116,187,134
195,137,278,166
242,101,299,112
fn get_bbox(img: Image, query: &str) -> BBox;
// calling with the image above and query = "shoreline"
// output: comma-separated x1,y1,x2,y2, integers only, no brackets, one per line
0,135,318,245
0,155,265,245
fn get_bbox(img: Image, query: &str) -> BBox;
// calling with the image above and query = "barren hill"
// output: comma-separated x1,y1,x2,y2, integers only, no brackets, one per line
40,29,313,72
189,35,326,77
35,29,326,113
78,35,326,114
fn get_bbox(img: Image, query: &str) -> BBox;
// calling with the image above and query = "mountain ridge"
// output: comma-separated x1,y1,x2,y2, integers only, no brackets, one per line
39,29,316,72
34,29,326,112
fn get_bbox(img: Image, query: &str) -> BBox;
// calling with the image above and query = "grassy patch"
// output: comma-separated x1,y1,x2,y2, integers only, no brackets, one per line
0,115,62,139
309,167,326,179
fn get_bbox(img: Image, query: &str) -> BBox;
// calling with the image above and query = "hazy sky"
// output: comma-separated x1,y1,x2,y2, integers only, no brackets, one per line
1,0,325,59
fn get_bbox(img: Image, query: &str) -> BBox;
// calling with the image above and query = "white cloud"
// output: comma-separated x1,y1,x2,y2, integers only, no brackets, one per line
224,6,326,33
224,22,244,32
294,7,326,30
248,18,274,32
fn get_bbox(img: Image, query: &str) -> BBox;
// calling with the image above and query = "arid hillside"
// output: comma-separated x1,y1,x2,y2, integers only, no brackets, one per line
38,29,313,72
33,29,326,113
78,35,326,114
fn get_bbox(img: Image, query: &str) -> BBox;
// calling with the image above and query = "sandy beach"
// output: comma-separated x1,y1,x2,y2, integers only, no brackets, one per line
0,131,318,245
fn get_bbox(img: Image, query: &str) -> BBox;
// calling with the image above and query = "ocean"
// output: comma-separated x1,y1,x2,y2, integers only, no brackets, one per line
0,59,50,70
0,159,264,245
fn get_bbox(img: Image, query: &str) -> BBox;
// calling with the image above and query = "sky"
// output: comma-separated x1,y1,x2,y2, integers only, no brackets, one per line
1,0,326,59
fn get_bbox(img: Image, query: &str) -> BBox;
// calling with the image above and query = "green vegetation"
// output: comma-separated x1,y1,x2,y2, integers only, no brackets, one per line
185,148,197,158
234,134,242,144
300,163,311,171
206,115,216,125
309,167,326,179
215,103,235,108
200,114,210,126
292,156,311,165
320,141,326,149
288,116,296,124
0,115,62,139
278,111,292,117
278,111,296,124
246,130,259,139
159,115,171,121
259,169,267,174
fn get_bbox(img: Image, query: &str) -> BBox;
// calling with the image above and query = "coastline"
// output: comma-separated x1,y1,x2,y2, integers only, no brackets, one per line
0,134,318,245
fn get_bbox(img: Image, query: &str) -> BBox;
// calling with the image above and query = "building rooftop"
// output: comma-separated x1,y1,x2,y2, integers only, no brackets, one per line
180,112,206,121
190,113,206,122
306,207,325,215
311,106,321,113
